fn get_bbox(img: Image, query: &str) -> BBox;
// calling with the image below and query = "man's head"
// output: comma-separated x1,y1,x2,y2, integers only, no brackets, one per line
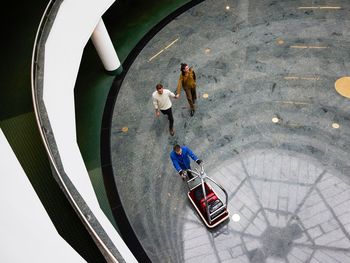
173,144,182,155
180,63,189,75
156,83,163,94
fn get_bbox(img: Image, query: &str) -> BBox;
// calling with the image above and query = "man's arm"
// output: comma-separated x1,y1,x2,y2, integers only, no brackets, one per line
152,95,160,116
184,146,199,162
192,69,196,81
168,90,176,98
170,153,182,173
176,76,182,96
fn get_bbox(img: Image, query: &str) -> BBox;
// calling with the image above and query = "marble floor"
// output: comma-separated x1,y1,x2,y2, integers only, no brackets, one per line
110,0,350,262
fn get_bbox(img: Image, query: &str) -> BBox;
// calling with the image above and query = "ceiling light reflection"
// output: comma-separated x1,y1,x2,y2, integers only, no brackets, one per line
272,117,279,123
332,123,340,129
232,213,240,222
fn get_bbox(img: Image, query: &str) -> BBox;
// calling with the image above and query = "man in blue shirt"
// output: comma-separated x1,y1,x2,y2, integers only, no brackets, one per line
170,144,202,179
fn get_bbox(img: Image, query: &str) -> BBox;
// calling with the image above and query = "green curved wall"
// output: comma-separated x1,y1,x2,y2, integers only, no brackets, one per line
2,0,190,261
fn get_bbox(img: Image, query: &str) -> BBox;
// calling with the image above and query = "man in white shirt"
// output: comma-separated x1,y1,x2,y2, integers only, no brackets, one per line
152,83,179,136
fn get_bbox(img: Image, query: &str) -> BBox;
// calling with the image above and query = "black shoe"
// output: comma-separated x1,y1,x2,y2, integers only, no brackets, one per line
190,110,195,116
169,128,175,136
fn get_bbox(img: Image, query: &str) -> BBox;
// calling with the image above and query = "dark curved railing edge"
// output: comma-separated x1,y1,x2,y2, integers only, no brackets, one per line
100,0,205,262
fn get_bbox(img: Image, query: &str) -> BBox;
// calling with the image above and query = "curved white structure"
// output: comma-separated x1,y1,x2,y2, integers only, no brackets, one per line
0,129,84,263
33,0,136,261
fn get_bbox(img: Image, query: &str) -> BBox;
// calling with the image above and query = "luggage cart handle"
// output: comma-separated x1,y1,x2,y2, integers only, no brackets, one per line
187,162,205,179
209,205,227,218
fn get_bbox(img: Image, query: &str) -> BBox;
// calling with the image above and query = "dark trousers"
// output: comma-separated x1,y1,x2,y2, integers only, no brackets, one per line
187,170,194,179
184,87,197,110
160,107,174,130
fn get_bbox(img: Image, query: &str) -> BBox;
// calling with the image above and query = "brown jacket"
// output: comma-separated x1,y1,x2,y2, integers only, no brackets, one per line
176,68,196,95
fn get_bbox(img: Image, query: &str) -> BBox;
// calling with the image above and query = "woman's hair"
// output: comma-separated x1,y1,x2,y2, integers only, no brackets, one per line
180,63,188,76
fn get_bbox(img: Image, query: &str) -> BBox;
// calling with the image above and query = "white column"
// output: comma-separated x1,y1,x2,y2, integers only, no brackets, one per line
91,19,121,73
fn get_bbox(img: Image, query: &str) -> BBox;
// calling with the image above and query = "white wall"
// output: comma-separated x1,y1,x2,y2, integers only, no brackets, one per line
0,129,85,263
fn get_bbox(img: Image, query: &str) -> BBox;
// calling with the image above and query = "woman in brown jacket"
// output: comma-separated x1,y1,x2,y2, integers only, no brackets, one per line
176,63,197,116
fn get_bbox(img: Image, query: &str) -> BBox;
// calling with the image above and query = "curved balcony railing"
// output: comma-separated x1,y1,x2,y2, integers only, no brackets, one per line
30,0,127,262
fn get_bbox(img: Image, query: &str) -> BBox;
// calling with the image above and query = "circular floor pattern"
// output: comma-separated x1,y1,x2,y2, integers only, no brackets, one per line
109,0,350,261
181,151,350,262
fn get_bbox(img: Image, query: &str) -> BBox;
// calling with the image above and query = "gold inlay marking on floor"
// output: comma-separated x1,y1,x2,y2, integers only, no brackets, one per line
121,127,129,133
332,123,340,129
287,122,302,127
319,6,341,9
279,101,310,105
284,76,299,80
148,38,179,62
284,76,320,81
335,76,350,98
298,6,341,9
290,45,308,49
300,76,320,80
290,45,328,49
164,38,179,50
308,46,328,49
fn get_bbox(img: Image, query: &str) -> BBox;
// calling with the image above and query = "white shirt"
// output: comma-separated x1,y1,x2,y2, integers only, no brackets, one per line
152,89,176,110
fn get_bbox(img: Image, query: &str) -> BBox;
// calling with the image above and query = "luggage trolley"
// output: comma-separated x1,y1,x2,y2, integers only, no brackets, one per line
185,163,229,228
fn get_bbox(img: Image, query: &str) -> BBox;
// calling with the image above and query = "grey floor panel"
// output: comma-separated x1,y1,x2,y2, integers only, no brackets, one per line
111,0,350,262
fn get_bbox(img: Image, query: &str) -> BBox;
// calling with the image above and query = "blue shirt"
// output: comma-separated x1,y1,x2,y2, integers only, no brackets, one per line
170,146,199,172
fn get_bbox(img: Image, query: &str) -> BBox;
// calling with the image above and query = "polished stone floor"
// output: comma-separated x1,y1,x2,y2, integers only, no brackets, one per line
110,0,350,262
